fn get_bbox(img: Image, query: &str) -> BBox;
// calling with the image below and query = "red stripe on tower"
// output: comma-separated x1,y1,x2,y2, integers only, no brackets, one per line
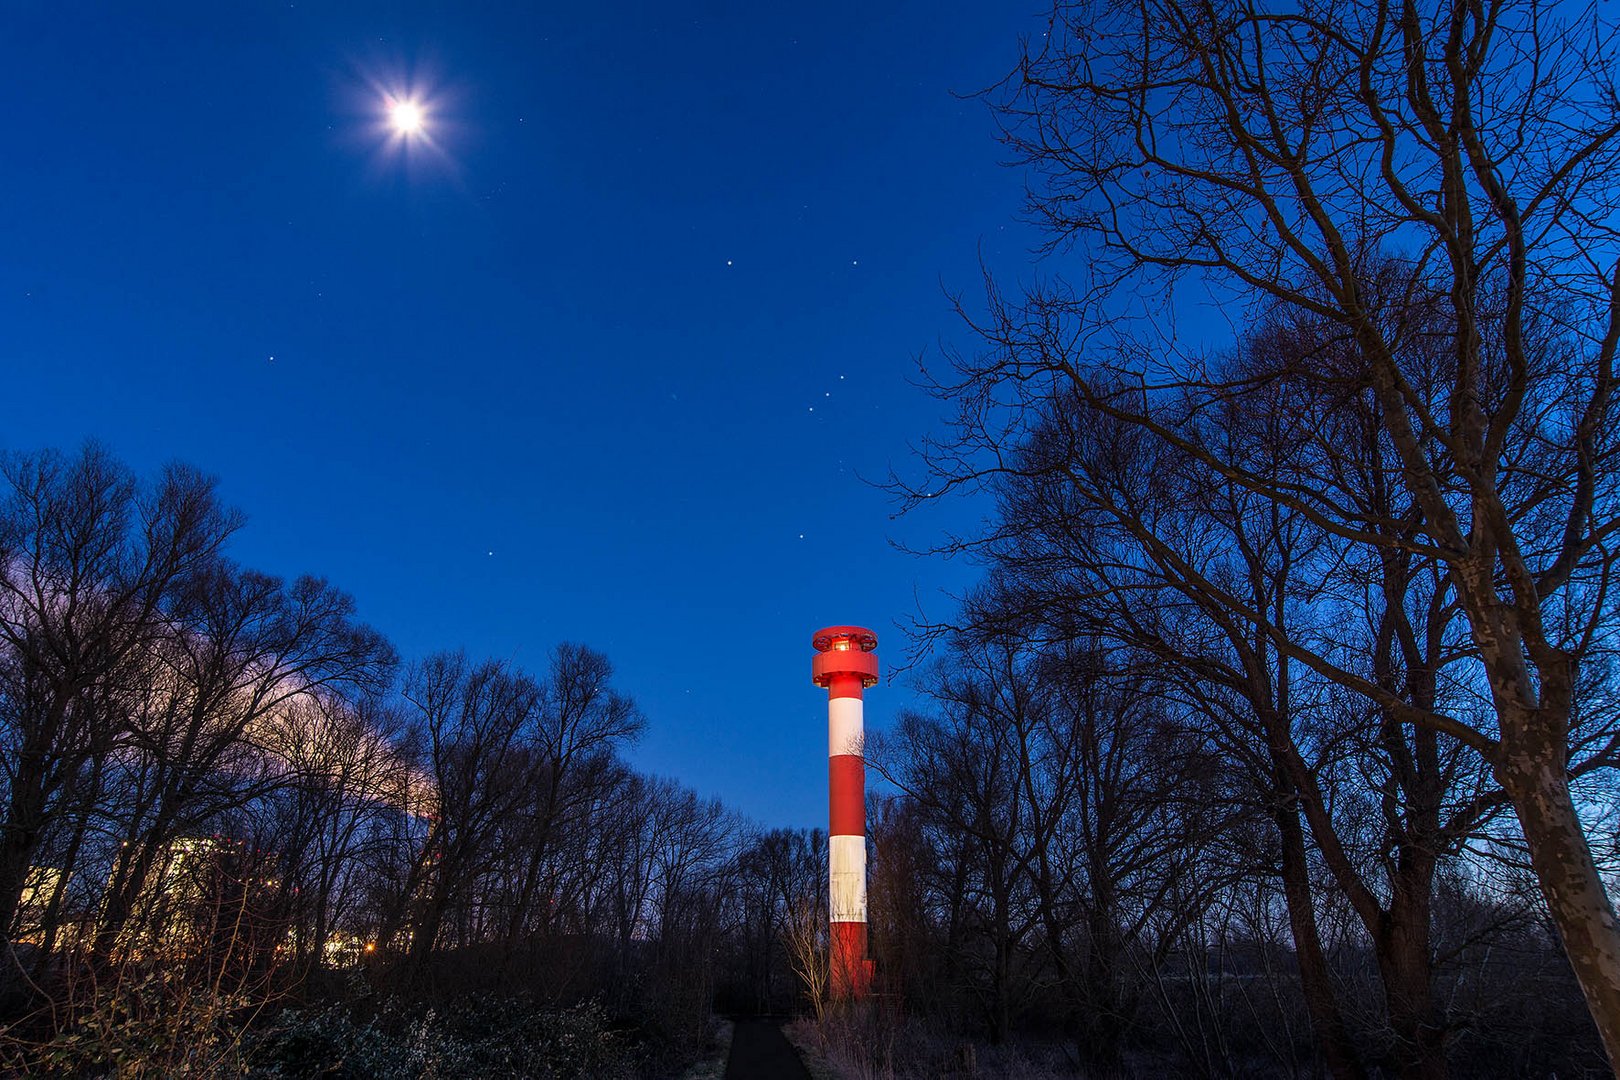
811,625,878,1001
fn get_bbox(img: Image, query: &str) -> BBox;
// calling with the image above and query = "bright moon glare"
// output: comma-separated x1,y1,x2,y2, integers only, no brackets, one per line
390,101,425,136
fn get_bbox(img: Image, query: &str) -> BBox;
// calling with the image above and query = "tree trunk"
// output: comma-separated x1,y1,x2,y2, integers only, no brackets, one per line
32,791,97,976
1499,749,1620,1069
1086,895,1126,1070
94,823,170,962
0,773,52,954
1378,864,1447,1080
991,900,1013,1044
1275,804,1366,1080
0,695,79,955
503,822,553,952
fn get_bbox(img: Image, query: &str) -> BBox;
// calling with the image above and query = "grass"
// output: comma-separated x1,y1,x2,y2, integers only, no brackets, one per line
676,1017,734,1080
785,1011,1087,1080
783,1016,842,1080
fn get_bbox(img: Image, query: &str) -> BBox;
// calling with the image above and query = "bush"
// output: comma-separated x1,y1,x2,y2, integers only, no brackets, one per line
243,998,414,1078
0,971,261,1078
248,994,636,1079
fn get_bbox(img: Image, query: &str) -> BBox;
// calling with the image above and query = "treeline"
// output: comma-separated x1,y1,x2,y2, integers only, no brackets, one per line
867,627,1606,1077
0,444,819,1076
862,0,1620,1076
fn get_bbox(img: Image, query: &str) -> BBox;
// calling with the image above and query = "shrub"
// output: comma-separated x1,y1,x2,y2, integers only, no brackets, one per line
0,970,261,1078
248,994,636,1079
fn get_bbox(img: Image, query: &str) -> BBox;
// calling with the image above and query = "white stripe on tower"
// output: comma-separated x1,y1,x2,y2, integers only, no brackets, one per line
829,834,866,921
828,696,864,757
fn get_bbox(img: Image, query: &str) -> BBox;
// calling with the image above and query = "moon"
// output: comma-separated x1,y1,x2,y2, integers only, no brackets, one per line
390,100,425,136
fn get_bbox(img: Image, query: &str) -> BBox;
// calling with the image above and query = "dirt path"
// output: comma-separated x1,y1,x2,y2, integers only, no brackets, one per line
722,1017,813,1080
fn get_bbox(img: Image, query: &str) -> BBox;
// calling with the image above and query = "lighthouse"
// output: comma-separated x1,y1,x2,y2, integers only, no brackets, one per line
811,625,878,1000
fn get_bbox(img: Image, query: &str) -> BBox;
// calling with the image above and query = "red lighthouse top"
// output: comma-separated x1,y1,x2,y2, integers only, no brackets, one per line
811,625,879,688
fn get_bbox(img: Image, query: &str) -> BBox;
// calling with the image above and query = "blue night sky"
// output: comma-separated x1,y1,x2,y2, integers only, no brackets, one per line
0,2,1044,828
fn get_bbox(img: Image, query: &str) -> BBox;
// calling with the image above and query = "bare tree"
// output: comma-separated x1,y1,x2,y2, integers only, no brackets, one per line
985,375,1510,1077
0,446,237,954
904,0,1620,1059
92,565,393,961
500,643,645,948
785,897,831,1021
880,661,1044,1042
260,693,412,973
384,653,543,974
735,827,826,1012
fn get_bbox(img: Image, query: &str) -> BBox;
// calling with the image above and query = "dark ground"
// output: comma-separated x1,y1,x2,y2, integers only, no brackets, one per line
723,1017,813,1080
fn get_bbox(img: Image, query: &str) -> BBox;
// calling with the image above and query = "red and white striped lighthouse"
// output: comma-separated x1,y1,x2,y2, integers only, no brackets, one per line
811,625,878,1001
